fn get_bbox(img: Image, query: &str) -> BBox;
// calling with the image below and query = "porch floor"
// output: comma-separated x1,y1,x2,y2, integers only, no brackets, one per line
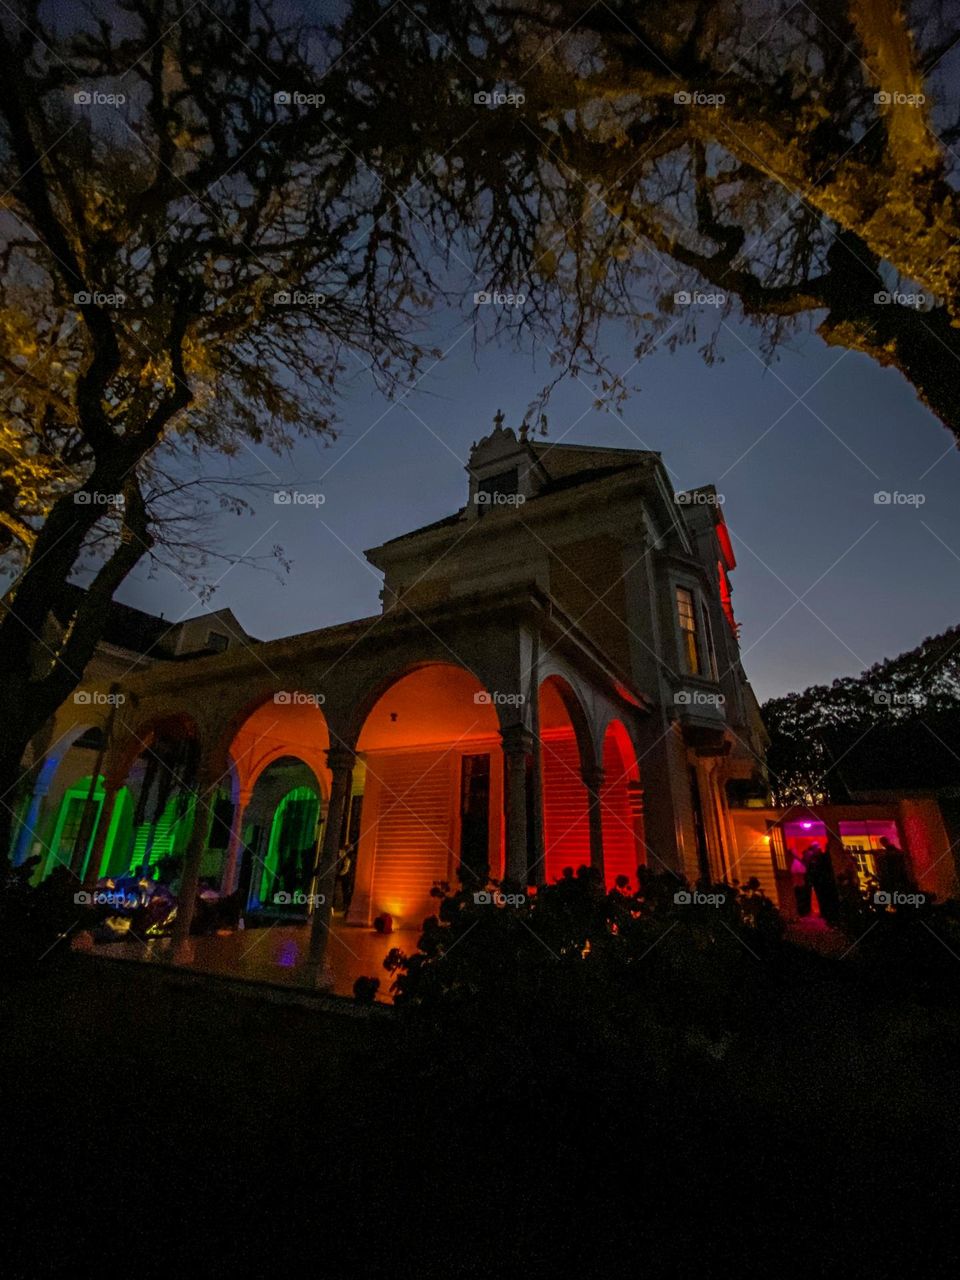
87,913,856,1000
784,915,851,957
89,918,419,1001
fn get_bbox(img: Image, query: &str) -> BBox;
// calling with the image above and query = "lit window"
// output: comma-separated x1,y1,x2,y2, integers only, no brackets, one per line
676,586,703,676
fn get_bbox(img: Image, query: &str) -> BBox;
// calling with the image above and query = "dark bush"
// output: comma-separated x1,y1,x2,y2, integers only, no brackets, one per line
0,859,91,973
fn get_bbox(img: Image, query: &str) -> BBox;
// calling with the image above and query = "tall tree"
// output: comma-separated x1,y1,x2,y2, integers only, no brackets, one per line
344,0,960,436
763,625,960,804
0,0,444,848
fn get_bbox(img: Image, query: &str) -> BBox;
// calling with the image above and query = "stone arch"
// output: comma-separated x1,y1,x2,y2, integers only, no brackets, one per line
223,691,331,798
11,719,104,867
599,718,645,890
105,712,203,880
350,661,504,928
345,656,506,748
537,674,595,883
109,711,201,791
240,755,325,915
538,673,597,774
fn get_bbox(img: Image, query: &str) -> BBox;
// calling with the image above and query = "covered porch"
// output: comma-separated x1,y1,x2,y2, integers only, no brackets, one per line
21,584,660,980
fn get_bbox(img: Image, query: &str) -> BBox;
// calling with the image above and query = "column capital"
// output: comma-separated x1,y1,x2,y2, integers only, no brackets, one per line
325,744,357,774
191,747,225,795
500,725,533,757
581,764,605,793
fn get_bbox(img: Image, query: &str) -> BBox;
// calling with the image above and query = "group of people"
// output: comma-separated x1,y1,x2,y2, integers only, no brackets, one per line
790,834,913,925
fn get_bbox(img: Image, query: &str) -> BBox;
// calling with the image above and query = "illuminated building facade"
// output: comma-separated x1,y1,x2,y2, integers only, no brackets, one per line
15,416,774,936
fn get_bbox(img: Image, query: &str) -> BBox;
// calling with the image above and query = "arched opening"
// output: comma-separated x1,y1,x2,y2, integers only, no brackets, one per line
21,722,145,884
112,716,202,884
224,693,331,911
42,772,135,883
353,663,502,928
538,676,593,884
600,720,645,890
12,724,99,875
241,762,323,915
227,693,330,797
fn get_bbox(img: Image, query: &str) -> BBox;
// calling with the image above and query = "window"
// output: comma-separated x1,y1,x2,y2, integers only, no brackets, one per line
476,468,518,513
207,631,229,653
676,586,703,676
700,602,717,680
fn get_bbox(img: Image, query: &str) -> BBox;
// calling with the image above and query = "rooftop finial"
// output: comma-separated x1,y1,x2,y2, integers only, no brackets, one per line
518,420,529,442
493,408,505,430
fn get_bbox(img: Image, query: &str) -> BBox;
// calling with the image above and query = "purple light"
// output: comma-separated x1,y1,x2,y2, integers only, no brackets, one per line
801,821,813,829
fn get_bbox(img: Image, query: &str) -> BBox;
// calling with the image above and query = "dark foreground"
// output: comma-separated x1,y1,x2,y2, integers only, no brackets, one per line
3,954,959,1277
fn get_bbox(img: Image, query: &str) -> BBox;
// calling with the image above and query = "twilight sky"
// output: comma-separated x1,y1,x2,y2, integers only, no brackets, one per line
113,301,960,706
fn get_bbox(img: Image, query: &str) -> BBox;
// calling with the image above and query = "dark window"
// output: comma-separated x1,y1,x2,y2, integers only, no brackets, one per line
207,631,229,652
688,767,711,881
459,754,491,884
208,796,234,850
476,468,518,513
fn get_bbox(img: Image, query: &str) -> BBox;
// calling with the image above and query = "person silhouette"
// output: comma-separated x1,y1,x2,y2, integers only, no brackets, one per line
805,843,840,925
876,835,913,898
790,849,811,916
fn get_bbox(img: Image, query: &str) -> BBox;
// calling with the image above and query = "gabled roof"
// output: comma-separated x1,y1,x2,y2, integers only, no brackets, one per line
379,509,466,546
49,585,255,659
51,583,173,656
377,441,657,549
528,440,655,479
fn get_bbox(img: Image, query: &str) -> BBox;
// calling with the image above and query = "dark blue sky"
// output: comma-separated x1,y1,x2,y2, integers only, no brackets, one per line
116,308,960,705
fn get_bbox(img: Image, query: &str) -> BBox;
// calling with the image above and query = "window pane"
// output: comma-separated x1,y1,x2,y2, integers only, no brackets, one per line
476,468,518,514
676,586,701,675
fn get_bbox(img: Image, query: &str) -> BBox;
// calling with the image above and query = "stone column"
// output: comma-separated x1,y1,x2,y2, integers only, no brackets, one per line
627,780,646,874
82,782,119,891
501,725,532,884
304,745,355,988
220,787,252,896
171,758,219,965
634,719,686,877
582,764,606,880
699,757,731,883
347,763,379,925
13,783,49,866
528,689,546,887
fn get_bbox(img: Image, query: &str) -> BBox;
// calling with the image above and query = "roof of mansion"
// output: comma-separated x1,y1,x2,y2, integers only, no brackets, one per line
381,435,659,547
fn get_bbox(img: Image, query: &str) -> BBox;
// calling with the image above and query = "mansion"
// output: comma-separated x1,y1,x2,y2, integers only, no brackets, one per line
11,416,957,952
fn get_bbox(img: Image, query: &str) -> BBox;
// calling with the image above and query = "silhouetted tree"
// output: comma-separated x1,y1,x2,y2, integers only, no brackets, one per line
0,0,448,846
763,625,960,803
343,0,960,435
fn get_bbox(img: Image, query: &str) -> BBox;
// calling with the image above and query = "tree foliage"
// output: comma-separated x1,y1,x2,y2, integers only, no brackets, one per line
762,624,960,803
0,0,453,816
343,0,960,435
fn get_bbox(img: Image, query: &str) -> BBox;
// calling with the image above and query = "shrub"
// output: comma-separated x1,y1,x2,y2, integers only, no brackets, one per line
0,859,91,974
369,867,788,1056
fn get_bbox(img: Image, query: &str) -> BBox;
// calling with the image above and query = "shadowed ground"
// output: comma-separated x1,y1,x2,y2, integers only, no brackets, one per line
88,921,419,998
4,952,959,1277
